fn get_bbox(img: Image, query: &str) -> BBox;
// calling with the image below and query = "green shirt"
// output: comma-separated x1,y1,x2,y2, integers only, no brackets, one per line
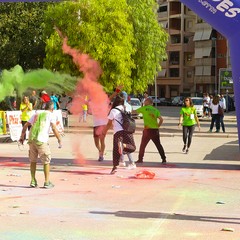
180,107,197,126
136,105,160,129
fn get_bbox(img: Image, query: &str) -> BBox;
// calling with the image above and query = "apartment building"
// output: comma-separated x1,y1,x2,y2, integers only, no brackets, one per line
154,0,230,99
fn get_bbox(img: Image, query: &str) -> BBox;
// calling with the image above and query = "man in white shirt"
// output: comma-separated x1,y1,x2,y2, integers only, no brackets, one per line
19,101,62,188
203,93,210,118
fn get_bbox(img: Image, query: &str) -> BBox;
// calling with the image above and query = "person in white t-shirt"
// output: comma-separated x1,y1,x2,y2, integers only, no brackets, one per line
203,93,210,118
19,101,62,189
119,91,136,169
104,94,136,174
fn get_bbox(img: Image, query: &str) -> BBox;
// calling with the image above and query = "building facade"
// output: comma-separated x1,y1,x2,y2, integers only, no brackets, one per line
154,0,230,99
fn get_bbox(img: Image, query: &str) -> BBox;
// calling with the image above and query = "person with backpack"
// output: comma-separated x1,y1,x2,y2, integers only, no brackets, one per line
104,93,136,174
119,91,136,169
135,97,166,164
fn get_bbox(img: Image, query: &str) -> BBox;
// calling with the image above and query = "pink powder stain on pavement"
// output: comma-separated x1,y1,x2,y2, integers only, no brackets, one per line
0,161,27,167
61,36,110,164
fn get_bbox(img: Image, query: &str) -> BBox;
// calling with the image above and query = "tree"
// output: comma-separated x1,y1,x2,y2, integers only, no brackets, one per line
44,0,168,93
127,0,168,93
0,2,50,70
44,0,135,93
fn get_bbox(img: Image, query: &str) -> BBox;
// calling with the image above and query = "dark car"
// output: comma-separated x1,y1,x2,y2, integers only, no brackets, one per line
159,98,172,106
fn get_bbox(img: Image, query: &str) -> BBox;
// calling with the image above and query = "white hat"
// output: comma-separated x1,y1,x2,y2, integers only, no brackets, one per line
41,90,47,94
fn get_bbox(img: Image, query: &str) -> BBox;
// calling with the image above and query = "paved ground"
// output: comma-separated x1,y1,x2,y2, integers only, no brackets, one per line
1,108,240,240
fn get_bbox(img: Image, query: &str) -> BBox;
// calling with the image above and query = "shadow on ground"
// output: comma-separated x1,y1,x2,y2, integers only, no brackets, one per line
89,210,240,224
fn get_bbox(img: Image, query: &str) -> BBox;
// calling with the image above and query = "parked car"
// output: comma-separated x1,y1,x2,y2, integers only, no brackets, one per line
149,96,161,105
129,98,143,118
191,97,204,117
172,96,184,106
159,98,172,106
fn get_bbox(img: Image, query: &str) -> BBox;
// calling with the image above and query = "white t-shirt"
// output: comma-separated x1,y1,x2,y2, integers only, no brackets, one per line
203,96,210,107
210,102,224,114
28,111,56,143
108,105,124,134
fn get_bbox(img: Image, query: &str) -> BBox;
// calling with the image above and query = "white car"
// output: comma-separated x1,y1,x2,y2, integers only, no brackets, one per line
191,97,203,117
129,98,143,118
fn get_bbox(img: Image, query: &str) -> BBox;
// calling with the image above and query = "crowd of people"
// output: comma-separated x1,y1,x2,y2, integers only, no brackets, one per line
18,87,230,188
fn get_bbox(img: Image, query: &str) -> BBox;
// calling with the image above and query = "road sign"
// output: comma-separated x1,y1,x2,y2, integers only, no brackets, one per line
219,68,233,90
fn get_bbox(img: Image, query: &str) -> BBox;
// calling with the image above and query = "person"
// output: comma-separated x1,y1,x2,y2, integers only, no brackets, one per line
178,97,201,154
104,94,136,174
59,92,70,127
209,94,213,117
141,91,149,106
135,97,166,164
91,86,123,162
208,95,224,133
50,92,60,110
219,94,226,132
203,93,210,118
19,101,62,189
29,90,39,110
119,91,136,169
20,96,33,142
40,90,51,109
59,92,70,110
80,95,88,122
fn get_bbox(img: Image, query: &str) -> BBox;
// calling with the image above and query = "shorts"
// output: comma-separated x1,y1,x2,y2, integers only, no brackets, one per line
29,141,51,164
93,125,106,138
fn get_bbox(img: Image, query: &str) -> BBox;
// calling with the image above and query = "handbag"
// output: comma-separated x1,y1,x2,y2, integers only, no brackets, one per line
218,104,224,115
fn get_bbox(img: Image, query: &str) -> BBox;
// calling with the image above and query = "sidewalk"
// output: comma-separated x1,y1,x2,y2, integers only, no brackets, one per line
1,111,240,240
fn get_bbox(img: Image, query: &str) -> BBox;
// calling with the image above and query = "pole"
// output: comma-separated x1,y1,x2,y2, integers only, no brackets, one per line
154,72,157,107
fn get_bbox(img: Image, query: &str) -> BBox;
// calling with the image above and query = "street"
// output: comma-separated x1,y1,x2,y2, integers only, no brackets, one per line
0,107,240,240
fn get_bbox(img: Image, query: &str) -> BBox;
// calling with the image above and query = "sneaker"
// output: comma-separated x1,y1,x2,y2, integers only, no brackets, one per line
185,149,189,154
119,161,126,167
128,163,136,169
182,145,186,153
98,156,104,162
30,179,38,188
215,130,220,133
208,129,212,133
135,160,143,164
162,159,167,165
43,182,54,189
110,166,117,175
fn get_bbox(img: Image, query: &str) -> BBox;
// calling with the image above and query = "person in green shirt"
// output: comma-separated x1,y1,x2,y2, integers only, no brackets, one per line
135,97,166,164
178,97,200,154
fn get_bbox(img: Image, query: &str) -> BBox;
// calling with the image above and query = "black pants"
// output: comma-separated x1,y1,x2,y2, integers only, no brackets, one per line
210,114,220,131
220,115,225,132
138,129,166,162
182,125,195,148
113,130,136,167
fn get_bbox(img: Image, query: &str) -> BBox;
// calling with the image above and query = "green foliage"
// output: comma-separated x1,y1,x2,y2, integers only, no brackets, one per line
44,0,135,93
0,2,50,70
127,0,168,93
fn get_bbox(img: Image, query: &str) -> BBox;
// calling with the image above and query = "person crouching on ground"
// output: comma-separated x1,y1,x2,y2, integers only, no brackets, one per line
135,97,166,164
178,97,200,154
19,101,62,189
103,94,136,174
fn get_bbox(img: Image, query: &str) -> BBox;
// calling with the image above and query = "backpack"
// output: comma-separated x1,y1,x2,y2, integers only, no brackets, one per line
114,108,136,134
